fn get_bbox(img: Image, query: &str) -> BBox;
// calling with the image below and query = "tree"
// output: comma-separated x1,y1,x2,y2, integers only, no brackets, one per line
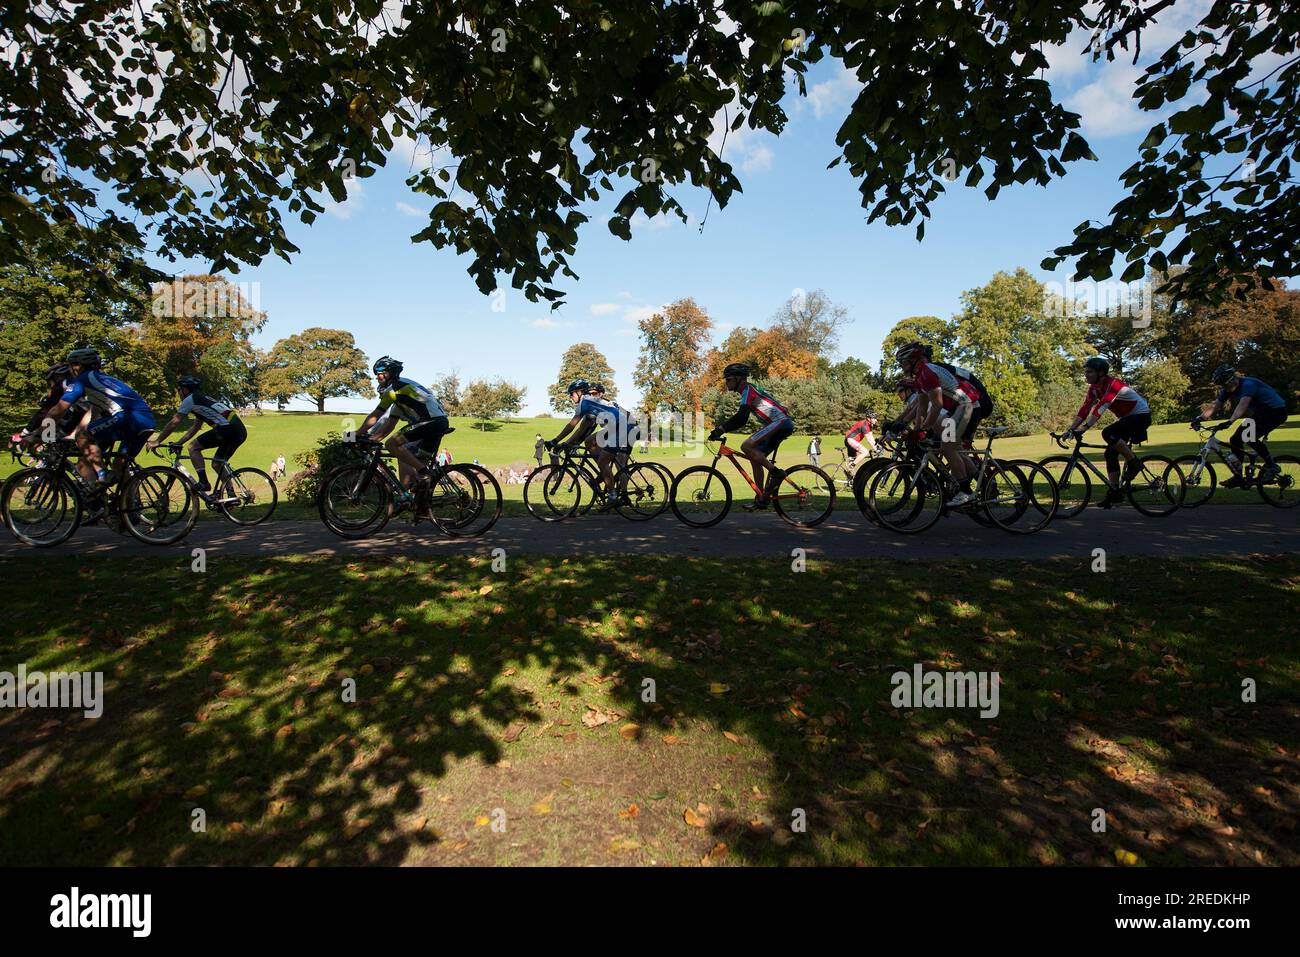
461,378,527,431
263,328,371,413
430,372,462,415
15,3,1291,307
1083,306,1166,378
140,274,266,401
769,289,851,356
0,249,165,422
879,316,957,379
949,270,1089,427
549,343,616,412
634,299,712,416
1131,357,1190,425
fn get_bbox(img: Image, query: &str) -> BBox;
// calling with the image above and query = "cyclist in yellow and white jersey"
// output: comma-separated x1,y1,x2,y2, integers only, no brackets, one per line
357,356,450,498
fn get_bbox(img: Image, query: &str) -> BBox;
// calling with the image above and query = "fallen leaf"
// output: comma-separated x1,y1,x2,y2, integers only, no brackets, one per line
683,807,708,828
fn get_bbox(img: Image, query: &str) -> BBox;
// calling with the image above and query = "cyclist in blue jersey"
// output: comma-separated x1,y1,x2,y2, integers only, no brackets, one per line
549,379,639,508
148,375,248,491
1192,364,1290,486
708,363,794,510
41,348,156,489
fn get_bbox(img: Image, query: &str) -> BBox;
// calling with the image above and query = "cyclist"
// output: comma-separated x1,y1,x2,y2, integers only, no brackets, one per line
13,363,90,450
147,375,247,493
1062,356,1151,508
844,413,877,466
549,380,638,509
1192,364,1289,487
895,342,978,506
708,363,794,510
357,356,450,499
43,348,156,490
922,345,994,448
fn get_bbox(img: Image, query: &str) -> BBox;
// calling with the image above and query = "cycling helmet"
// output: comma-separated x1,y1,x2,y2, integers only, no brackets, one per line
1210,363,1236,386
921,344,934,360
44,362,70,381
66,347,101,368
722,363,750,378
1084,356,1110,376
895,342,925,365
177,374,202,390
588,382,606,394
566,379,591,395
372,356,403,376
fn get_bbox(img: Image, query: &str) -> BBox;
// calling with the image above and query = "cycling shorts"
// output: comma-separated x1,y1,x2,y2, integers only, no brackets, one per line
751,417,794,455
195,419,248,461
87,410,156,458
1101,412,1151,446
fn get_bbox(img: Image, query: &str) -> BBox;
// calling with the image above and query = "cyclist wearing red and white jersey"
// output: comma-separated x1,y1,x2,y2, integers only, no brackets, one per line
895,342,978,506
1063,356,1152,507
921,345,994,446
844,414,877,465
709,363,794,510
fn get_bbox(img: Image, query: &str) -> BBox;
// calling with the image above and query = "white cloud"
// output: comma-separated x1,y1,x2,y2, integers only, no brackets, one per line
590,303,621,316
531,317,559,329
622,304,662,325
323,178,364,220
630,210,681,231
1066,62,1153,138
742,144,774,173
807,64,862,120
395,201,424,218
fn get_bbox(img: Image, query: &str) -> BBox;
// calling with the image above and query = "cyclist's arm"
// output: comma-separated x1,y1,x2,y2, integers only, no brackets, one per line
551,412,586,445
176,419,204,444
358,404,387,437
1227,395,1252,422
149,412,188,446
714,404,750,435
916,388,942,431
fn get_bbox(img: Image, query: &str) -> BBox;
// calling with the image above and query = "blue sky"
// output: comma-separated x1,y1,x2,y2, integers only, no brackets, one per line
150,4,1240,414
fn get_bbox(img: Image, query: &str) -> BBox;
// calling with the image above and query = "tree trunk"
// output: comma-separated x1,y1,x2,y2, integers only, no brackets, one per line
316,394,325,413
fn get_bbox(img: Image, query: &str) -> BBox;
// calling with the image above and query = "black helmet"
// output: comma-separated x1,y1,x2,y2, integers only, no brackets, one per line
566,379,590,395
1210,363,1236,386
372,356,403,376
66,347,101,368
44,362,71,381
1084,356,1110,376
722,363,749,378
895,342,925,365
589,383,606,394
177,374,201,390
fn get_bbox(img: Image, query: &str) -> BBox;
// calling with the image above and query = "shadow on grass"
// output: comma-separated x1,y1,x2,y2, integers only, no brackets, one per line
0,553,1296,865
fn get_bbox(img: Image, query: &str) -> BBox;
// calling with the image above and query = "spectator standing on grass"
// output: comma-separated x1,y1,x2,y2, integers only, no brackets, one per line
276,454,286,479
534,433,545,468
807,435,821,467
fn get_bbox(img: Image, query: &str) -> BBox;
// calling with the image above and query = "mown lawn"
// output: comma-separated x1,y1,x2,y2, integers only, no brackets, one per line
1,553,1296,866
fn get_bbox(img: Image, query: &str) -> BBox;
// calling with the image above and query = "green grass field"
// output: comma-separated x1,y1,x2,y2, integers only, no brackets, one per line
1,553,1296,866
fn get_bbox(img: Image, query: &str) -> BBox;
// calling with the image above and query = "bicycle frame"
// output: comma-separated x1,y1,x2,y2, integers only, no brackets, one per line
1052,437,1121,489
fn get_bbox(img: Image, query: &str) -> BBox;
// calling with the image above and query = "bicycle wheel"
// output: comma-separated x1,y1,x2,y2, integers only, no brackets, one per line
1172,455,1222,508
318,463,392,538
852,458,892,524
1126,455,1185,517
120,466,197,544
978,459,1030,531
445,463,503,534
868,461,942,534
669,465,732,528
218,467,278,525
772,464,835,527
3,469,81,547
1001,459,1058,533
524,464,569,521
546,465,586,518
616,462,670,520
1038,455,1092,518
1257,454,1300,508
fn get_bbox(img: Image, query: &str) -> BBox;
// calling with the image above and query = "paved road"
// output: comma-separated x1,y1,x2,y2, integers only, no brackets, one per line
1,507,1298,561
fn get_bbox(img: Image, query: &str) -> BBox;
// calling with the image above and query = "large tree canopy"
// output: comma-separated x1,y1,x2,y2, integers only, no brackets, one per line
3,1,1294,305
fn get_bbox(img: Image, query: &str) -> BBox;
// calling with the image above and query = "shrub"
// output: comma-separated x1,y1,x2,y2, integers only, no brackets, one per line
283,431,360,505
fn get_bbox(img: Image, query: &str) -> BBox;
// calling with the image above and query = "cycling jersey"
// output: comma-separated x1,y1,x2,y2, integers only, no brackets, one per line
62,370,152,418
1078,376,1149,420
913,361,974,413
375,376,447,424
577,395,639,449
845,418,873,439
738,383,790,425
933,362,990,401
178,392,241,428
1219,376,1286,415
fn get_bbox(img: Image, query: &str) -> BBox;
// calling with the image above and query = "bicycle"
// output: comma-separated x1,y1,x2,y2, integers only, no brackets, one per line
1038,431,1185,518
823,446,877,495
524,442,670,522
3,436,196,547
668,434,834,528
1175,423,1300,509
316,436,495,539
155,442,278,525
866,426,1058,534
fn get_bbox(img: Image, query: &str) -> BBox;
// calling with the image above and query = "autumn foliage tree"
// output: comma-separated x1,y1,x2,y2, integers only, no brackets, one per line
634,299,712,416
262,328,372,412
549,342,617,412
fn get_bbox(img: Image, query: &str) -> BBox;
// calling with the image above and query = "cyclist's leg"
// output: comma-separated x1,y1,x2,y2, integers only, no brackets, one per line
191,427,222,488
740,420,789,497
846,436,866,467
1247,407,1287,471
403,417,449,482
86,413,127,484
211,421,248,492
